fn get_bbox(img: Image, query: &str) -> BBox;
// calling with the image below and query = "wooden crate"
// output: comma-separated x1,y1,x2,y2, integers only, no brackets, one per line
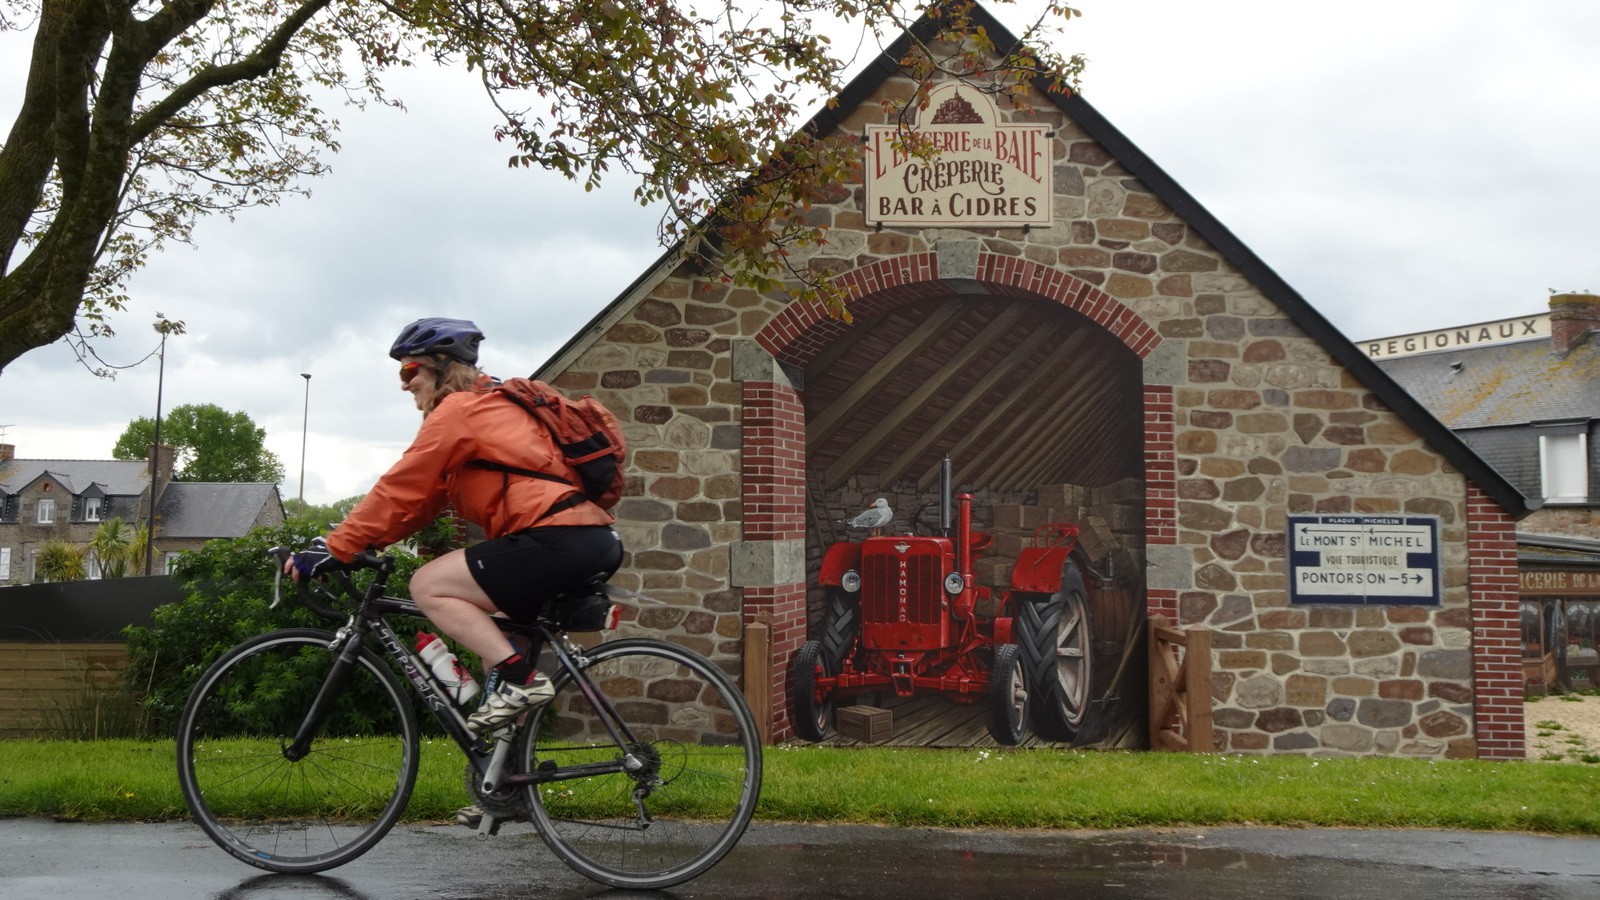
836,705,892,744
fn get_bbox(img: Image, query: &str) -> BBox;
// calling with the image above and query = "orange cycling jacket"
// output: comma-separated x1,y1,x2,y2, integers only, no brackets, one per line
325,381,614,562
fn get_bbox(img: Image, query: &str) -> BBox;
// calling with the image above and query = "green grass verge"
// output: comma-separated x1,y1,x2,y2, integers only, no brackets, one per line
3,740,1598,834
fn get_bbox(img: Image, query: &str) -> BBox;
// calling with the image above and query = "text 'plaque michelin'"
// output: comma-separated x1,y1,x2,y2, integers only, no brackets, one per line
1288,515,1441,606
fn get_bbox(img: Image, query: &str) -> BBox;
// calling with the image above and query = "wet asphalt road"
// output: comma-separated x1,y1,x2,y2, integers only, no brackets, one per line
4,817,1598,899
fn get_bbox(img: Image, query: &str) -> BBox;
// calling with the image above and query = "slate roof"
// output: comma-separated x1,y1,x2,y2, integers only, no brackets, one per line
154,482,282,538
0,458,150,496
1374,336,1600,429
535,1,1533,516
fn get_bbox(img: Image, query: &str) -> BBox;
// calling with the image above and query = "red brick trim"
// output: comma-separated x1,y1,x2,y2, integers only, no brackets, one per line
1144,385,1179,620
740,381,806,542
756,253,1161,367
1466,482,1524,760
744,583,808,742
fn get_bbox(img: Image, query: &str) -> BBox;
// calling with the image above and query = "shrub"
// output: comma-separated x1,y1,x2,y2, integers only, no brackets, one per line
123,524,430,735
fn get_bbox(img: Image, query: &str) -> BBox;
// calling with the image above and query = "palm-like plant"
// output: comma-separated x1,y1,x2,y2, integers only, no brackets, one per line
90,517,136,578
130,524,151,575
36,541,88,583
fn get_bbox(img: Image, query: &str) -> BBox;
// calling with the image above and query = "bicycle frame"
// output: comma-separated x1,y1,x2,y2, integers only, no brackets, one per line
300,572,646,797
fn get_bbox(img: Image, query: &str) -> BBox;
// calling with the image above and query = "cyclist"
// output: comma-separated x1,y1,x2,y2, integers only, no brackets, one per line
286,317,622,735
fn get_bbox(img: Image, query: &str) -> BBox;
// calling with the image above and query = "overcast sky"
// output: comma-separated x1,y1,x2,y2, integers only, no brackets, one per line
3,0,1598,506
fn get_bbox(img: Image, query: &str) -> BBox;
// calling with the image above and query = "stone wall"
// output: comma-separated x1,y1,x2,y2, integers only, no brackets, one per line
550,294,752,676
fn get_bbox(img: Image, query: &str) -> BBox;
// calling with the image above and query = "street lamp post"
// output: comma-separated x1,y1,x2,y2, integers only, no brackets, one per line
299,373,311,503
145,324,169,576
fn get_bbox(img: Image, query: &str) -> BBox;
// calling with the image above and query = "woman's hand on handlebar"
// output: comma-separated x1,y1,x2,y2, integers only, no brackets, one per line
284,536,348,583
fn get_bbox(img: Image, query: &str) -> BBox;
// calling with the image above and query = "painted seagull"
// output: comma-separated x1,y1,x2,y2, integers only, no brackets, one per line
846,498,894,531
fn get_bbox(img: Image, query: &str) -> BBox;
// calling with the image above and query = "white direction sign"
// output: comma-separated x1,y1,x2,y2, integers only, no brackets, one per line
1288,515,1441,606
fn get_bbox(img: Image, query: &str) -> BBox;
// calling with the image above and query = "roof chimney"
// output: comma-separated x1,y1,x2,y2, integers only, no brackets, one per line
148,443,176,491
0,444,14,461
1549,292,1600,353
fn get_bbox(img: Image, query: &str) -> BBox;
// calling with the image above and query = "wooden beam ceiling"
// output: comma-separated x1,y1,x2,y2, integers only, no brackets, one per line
804,294,1142,495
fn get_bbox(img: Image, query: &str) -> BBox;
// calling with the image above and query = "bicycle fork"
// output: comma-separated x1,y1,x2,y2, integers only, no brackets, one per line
283,625,367,761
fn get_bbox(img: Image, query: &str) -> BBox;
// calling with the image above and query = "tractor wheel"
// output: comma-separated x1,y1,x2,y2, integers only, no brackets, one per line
789,640,834,742
818,588,860,673
986,643,1029,746
1016,589,1093,743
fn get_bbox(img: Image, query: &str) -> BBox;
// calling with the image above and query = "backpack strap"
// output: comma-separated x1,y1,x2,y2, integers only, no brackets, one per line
468,458,572,487
466,460,586,521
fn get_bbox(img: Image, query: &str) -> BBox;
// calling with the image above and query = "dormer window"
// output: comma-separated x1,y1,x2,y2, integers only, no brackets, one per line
37,497,55,524
84,497,103,521
1538,429,1590,505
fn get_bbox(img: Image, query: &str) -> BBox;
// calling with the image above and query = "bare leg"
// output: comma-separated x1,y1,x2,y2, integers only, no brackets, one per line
409,549,517,668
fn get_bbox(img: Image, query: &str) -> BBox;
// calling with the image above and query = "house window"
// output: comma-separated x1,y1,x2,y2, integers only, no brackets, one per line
1540,432,1589,504
0,547,10,581
164,552,183,574
37,497,55,524
84,497,103,521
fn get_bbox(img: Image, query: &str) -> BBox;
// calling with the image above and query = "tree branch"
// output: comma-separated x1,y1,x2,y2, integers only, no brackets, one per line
130,0,340,144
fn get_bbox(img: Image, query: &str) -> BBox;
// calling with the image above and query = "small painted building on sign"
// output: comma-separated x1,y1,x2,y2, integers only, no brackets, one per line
535,4,1534,759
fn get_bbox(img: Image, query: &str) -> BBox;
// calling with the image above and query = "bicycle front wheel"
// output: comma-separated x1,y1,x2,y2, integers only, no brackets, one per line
523,638,762,889
176,628,420,874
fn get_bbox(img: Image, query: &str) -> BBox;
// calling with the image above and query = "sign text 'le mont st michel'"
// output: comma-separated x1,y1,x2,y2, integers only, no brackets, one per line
864,85,1053,228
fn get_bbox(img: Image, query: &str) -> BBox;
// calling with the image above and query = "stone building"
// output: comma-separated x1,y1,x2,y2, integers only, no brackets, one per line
0,443,284,582
535,5,1532,758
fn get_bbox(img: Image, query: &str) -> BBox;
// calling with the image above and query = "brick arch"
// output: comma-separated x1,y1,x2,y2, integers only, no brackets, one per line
755,253,1162,367
741,252,1176,739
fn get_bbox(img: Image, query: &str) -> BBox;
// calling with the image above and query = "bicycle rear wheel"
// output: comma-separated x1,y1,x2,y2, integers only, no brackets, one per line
176,628,420,873
522,638,762,889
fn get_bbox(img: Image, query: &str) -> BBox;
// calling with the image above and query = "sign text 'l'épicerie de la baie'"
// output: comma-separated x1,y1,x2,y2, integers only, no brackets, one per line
863,84,1052,228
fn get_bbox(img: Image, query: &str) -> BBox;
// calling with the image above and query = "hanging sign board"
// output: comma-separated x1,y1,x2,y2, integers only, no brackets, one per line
1288,515,1441,606
863,83,1052,228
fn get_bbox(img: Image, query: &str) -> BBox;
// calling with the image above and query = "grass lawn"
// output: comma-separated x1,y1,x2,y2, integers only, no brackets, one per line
3,739,1598,834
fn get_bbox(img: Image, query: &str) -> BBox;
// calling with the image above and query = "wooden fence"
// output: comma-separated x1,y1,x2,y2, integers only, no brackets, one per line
1148,614,1213,752
0,642,132,738
0,575,177,738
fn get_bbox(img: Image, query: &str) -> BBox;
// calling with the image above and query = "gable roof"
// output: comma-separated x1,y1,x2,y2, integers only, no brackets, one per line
1375,336,1600,430
538,1,1534,517
0,458,150,496
154,482,283,539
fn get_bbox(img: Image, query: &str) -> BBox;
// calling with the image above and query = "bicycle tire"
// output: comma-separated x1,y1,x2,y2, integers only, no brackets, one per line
176,628,420,874
521,637,763,889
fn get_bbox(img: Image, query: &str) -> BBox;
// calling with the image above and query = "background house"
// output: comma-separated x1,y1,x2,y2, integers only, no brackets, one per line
0,442,284,584
1372,293,1600,692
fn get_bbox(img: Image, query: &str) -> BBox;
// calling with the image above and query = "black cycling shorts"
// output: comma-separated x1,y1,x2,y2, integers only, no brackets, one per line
464,525,623,623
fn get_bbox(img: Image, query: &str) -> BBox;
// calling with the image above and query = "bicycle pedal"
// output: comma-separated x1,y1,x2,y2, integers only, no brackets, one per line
476,813,502,838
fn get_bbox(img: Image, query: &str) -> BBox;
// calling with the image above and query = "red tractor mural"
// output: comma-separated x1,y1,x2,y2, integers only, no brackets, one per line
790,474,1103,746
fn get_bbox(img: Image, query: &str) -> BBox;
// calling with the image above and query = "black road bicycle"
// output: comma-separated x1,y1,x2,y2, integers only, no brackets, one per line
175,548,762,889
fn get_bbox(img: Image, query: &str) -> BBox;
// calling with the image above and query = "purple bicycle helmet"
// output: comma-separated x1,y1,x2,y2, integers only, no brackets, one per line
390,317,485,365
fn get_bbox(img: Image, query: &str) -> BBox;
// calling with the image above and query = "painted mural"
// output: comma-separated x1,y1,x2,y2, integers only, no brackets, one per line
788,293,1150,750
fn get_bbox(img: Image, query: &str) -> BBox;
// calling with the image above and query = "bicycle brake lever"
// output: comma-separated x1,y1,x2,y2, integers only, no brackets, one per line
267,546,291,609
